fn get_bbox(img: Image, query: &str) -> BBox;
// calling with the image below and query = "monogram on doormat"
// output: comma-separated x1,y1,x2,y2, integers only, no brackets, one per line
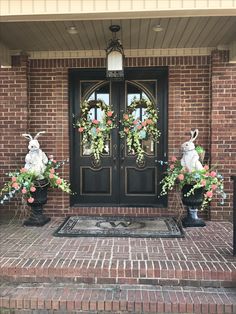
53,216,184,238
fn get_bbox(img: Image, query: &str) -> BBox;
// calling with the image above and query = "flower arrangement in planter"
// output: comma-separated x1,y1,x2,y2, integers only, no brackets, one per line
119,98,161,164
160,129,226,227
0,131,71,226
75,99,116,163
0,157,70,205
160,157,225,211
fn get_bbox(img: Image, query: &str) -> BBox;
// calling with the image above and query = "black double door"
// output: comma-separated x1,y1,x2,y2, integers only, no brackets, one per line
69,67,168,207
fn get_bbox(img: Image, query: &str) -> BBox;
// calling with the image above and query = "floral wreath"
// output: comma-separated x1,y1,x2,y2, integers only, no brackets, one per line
75,99,116,162
119,98,161,163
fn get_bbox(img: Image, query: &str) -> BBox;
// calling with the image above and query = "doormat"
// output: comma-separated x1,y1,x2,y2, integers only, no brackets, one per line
53,216,184,238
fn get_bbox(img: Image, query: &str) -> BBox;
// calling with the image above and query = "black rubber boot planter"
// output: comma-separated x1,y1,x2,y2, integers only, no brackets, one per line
24,179,51,227
181,184,206,228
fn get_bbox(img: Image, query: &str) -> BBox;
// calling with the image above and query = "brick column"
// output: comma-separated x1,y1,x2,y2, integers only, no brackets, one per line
0,54,29,213
210,50,236,220
28,60,70,216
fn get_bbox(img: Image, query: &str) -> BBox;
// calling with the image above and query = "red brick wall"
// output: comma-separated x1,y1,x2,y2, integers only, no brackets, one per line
28,65,70,216
168,60,211,220
210,50,236,220
0,53,234,220
0,55,29,214
168,62,211,159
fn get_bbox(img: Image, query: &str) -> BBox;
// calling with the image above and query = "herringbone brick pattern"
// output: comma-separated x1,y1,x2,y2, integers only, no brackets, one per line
0,218,235,313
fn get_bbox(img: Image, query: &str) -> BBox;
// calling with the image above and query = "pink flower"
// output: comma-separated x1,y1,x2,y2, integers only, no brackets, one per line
12,182,19,189
78,127,84,133
92,119,99,125
178,174,184,181
20,168,27,173
204,165,209,170
137,125,142,130
50,168,55,174
56,178,62,185
21,188,27,194
49,173,54,179
30,186,36,192
27,197,34,203
210,171,217,178
11,176,17,182
206,190,213,198
201,179,206,186
107,111,113,117
107,120,112,125
146,119,153,125
96,128,101,133
211,184,218,190
49,155,54,159
170,164,175,170
171,156,177,162
123,114,129,120
124,128,129,134
133,120,138,125
142,121,147,127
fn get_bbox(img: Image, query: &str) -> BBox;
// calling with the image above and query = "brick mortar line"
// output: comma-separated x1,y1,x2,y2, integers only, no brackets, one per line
0,277,235,289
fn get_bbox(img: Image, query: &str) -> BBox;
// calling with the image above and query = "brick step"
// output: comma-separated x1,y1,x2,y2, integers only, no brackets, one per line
0,260,235,288
0,282,235,313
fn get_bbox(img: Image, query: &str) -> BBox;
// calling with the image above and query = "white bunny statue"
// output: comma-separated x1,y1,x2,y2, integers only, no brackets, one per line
180,129,203,172
22,131,48,179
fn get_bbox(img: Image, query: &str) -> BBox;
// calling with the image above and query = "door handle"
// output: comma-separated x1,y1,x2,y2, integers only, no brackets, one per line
113,144,117,162
113,144,117,171
120,143,125,162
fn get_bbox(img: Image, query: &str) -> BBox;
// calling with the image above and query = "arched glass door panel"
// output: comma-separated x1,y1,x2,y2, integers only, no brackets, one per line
81,82,110,157
126,81,156,156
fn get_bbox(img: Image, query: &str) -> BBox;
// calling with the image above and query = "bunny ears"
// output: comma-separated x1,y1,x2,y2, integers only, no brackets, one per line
22,131,46,141
189,129,199,142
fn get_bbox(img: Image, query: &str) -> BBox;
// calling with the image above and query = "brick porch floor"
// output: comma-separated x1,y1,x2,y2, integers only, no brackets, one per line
0,217,235,313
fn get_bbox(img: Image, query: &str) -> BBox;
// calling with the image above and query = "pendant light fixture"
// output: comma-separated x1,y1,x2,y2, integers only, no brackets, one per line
106,25,124,80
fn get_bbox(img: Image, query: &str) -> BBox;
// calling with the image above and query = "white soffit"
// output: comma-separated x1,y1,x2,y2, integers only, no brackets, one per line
0,0,236,21
0,1,236,64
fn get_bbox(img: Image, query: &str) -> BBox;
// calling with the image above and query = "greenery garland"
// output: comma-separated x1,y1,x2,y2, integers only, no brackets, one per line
119,98,161,163
75,100,116,162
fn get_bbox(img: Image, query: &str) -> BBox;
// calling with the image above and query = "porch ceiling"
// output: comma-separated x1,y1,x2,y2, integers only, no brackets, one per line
0,16,236,60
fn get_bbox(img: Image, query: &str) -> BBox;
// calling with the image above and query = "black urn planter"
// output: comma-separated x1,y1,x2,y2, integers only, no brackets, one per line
181,184,206,228
23,179,51,227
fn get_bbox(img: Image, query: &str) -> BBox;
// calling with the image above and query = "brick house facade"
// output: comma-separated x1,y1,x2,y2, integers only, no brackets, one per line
0,49,235,221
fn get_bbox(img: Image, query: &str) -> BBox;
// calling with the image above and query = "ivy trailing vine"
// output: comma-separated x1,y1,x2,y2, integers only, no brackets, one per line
119,98,161,163
75,100,116,162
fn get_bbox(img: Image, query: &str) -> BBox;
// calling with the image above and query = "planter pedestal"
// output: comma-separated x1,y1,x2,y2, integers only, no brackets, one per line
181,185,206,228
23,179,51,227
182,207,206,228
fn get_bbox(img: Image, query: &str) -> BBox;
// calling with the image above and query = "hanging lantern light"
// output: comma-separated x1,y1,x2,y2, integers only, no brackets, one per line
106,25,124,80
